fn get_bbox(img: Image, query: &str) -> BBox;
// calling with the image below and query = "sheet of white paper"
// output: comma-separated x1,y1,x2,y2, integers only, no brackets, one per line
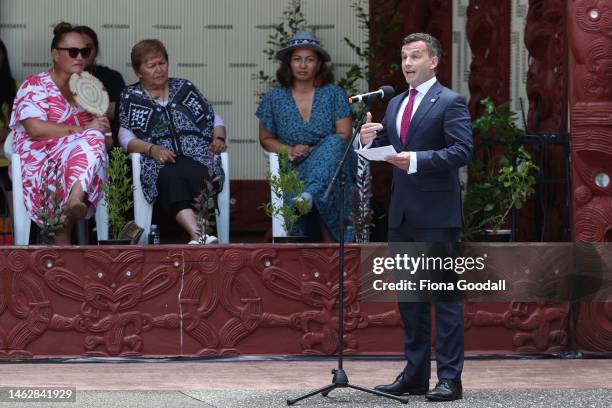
354,145,398,161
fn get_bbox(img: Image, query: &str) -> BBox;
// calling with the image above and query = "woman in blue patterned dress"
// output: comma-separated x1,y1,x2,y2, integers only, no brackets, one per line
118,39,226,244
257,31,355,242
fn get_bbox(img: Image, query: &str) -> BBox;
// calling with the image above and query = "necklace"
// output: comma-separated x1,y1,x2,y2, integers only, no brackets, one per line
144,85,168,102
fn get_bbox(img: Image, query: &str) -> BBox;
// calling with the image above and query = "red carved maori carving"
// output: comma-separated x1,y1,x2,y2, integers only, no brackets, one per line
180,249,222,356
369,0,453,90
0,245,606,358
466,0,512,117
465,302,569,352
568,0,612,353
248,248,364,355
568,1,612,243
0,250,51,358
0,252,5,351
462,244,571,353
525,0,567,132
397,0,453,86
523,1,569,241
572,302,612,352
568,0,612,101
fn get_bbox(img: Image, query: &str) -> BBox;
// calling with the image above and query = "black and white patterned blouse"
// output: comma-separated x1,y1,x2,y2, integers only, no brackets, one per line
118,78,224,203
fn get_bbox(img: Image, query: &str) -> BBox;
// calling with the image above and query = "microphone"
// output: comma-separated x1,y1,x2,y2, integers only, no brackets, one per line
348,85,395,104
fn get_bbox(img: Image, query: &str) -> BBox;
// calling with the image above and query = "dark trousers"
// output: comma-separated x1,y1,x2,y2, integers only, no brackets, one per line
388,223,464,381
156,156,215,217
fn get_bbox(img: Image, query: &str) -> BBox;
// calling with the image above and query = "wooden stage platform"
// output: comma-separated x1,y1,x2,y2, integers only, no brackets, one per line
0,244,609,359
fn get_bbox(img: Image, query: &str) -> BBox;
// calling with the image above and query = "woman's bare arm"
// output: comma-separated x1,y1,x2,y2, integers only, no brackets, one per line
21,117,109,140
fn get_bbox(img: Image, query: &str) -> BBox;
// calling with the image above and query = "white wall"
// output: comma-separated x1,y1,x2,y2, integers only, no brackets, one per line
0,0,367,179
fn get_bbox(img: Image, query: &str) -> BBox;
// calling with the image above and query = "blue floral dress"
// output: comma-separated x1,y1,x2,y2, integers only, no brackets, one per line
256,83,356,241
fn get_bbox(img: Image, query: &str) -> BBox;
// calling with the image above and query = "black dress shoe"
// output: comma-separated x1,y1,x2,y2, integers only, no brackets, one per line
425,379,463,401
374,373,429,396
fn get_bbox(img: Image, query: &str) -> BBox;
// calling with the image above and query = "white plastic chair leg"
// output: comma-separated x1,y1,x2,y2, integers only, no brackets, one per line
95,194,109,241
131,153,153,244
10,151,30,245
216,152,230,243
265,151,286,238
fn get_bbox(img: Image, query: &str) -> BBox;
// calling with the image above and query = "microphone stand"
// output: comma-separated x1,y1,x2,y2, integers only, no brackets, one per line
287,98,408,405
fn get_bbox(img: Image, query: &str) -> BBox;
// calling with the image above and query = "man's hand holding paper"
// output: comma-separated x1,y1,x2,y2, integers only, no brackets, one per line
355,144,397,161
384,151,411,171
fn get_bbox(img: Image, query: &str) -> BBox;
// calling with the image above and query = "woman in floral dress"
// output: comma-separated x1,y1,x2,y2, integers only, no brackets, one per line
10,23,109,244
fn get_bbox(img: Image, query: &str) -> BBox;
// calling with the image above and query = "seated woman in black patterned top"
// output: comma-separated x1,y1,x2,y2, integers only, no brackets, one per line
118,39,227,244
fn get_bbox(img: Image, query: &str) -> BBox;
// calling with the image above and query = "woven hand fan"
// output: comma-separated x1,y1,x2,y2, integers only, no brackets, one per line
69,71,110,118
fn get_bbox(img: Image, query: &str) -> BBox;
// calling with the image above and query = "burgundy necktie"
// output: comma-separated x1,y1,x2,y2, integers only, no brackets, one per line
400,88,418,145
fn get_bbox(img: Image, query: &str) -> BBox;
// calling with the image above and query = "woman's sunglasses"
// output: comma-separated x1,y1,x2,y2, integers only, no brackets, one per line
55,47,92,58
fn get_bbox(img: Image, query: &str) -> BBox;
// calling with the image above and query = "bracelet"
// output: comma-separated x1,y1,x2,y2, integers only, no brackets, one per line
147,144,155,157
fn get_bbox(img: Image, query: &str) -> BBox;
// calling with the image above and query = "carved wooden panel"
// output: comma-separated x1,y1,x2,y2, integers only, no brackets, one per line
572,302,612,352
520,0,569,241
369,0,453,91
567,0,612,353
465,302,569,352
394,0,453,87
568,0,612,242
0,246,587,358
525,0,567,132
466,0,512,117
0,246,399,357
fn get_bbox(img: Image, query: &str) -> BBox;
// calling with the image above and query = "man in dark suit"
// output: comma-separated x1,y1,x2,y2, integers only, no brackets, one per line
360,33,473,401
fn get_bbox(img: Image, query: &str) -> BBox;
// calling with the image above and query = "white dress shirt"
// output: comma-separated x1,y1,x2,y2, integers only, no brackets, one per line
359,76,438,174
396,76,438,174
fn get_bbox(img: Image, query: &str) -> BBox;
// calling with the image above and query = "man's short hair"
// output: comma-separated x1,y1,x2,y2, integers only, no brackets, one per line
402,33,442,58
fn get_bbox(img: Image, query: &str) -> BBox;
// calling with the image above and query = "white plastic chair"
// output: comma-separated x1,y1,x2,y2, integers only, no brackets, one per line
3,131,109,245
263,150,286,238
131,152,230,244
263,134,370,240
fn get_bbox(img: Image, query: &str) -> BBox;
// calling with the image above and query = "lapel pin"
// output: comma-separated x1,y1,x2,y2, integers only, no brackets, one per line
431,98,437,103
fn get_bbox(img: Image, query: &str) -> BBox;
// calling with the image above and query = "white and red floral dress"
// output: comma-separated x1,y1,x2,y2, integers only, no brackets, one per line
9,71,107,226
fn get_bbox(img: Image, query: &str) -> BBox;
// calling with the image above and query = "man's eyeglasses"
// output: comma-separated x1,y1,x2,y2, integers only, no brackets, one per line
54,47,92,58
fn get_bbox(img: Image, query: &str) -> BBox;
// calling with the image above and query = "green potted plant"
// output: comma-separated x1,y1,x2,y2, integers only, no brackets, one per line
261,146,310,242
99,147,140,244
463,98,539,241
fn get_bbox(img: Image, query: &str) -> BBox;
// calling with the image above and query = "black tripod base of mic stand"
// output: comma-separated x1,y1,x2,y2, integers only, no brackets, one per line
287,101,407,406
286,368,409,405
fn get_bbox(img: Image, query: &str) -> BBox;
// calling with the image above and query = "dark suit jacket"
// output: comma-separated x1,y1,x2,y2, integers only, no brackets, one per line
373,81,473,229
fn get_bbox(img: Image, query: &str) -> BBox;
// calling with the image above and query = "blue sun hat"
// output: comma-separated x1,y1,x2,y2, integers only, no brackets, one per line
275,30,331,62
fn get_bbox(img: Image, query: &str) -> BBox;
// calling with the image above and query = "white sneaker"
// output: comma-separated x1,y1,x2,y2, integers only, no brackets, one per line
188,234,219,245
204,234,219,244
